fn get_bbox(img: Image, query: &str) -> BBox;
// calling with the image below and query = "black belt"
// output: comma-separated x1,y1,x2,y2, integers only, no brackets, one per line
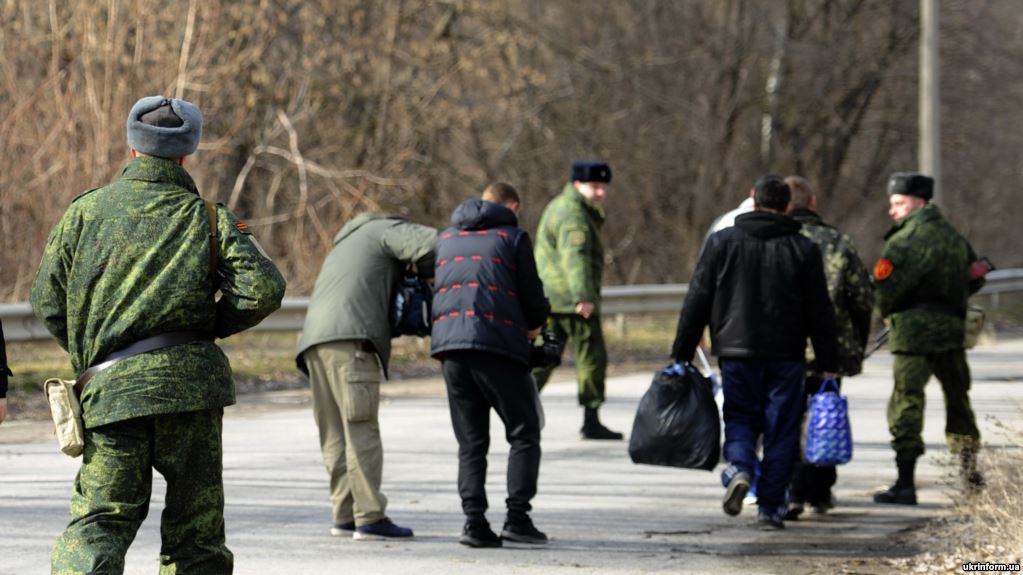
905,302,966,319
76,331,210,393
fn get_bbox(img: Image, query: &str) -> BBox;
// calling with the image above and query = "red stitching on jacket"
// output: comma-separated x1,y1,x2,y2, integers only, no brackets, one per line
441,233,453,239
471,255,483,260
459,231,470,236
497,231,509,237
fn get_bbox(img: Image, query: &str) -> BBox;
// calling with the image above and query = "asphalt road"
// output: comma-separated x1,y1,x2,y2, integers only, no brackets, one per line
1,339,1021,574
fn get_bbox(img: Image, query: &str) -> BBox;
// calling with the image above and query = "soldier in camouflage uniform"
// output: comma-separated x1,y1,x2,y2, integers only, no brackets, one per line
533,161,622,440
872,173,985,506
783,176,873,518
31,96,286,574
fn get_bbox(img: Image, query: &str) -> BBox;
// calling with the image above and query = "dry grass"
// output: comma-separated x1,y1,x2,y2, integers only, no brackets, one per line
883,417,1023,574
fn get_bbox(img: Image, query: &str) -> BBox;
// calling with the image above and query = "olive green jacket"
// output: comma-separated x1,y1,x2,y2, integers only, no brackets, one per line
875,203,984,353
31,157,286,428
534,184,605,314
296,213,437,375
791,209,874,375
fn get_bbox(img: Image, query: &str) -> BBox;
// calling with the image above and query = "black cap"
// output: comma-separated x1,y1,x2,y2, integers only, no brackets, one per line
887,172,934,200
570,161,612,184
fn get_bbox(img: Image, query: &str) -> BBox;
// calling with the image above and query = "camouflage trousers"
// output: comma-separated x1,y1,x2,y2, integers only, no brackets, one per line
52,408,232,575
532,313,607,408
887,349,981,459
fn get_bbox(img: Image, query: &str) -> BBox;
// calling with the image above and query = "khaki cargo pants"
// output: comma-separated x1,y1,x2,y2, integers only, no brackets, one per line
304,341,387,526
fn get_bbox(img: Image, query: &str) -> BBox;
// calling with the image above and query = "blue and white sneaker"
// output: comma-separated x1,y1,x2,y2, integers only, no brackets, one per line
353,518,414,541
721,465,752,516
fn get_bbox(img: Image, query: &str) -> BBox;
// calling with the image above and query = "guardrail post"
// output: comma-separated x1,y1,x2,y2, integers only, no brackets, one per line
614,313,626,338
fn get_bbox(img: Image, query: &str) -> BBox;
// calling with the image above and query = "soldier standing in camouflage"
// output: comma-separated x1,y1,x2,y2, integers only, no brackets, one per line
872,172,986,506
533,161,622,440
783,176,873,519
31,96,286,574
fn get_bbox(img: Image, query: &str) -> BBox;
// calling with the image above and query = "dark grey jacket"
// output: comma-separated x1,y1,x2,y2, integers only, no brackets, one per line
297,213,437,375
431,200,548,365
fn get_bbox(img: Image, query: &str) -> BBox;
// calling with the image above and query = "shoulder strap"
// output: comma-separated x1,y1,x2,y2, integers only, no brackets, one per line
204,200,219,280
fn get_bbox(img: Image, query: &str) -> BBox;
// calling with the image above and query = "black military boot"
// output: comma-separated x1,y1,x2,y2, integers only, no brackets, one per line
873,457,918,505
581,407,623,440
960,449,986,492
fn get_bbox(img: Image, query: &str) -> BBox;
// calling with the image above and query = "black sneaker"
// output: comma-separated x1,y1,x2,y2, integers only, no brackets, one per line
460,518,502,548
501,515,548,545
757,511,785,530
873,484,917,505
783,502,804,521
580,421,624,441
722,471,751,516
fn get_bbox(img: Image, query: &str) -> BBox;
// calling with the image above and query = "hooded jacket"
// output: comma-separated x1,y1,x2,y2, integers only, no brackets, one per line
671,211,838,370
431,199,548,365
297,213,437,375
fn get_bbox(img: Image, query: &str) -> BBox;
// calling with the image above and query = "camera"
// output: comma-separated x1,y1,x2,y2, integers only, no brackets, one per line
529,328,563,369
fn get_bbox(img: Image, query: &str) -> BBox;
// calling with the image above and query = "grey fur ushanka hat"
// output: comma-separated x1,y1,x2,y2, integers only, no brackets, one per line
126,96,203,158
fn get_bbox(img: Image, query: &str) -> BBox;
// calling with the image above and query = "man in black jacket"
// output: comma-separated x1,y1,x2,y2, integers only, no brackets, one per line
431,182,550,548
671,175,839,530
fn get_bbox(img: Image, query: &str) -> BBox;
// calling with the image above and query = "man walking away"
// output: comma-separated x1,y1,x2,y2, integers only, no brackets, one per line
297,212,436,540
671,175,838,530
533,160,622,440
783,176,873,519
872,172,986,505
32,96,286,574
432,182,550,547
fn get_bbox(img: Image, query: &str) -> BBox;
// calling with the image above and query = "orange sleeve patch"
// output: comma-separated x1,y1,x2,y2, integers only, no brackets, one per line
874,258,894,281
235,221,251,235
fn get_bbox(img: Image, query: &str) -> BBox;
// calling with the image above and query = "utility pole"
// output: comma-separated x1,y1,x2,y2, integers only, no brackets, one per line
920,0,941,204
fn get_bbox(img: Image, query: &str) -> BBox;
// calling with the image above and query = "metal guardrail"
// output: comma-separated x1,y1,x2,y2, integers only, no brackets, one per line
4,269,1022,342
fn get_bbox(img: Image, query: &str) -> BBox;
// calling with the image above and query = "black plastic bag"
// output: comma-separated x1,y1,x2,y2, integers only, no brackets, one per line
628,363,721,471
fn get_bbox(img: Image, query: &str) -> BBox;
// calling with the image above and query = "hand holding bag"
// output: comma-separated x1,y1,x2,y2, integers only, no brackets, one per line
44,378,84,457
628,362,721,470
804,378,853,465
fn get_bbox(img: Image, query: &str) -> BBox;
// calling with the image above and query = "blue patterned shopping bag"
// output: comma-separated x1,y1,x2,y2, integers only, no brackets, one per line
804,378,853,465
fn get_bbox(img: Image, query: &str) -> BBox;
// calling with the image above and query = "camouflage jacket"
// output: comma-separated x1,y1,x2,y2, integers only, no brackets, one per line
534,183,605,314
791,209,874,376
874,203,983,354
31,156,286,428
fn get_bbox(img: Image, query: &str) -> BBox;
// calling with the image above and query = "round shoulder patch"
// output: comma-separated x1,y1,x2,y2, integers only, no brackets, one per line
874,258,894,281
567,230,587,246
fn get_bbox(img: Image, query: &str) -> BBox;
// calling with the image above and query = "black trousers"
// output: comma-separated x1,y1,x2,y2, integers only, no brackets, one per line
789,374,841,506
442,351,542,517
